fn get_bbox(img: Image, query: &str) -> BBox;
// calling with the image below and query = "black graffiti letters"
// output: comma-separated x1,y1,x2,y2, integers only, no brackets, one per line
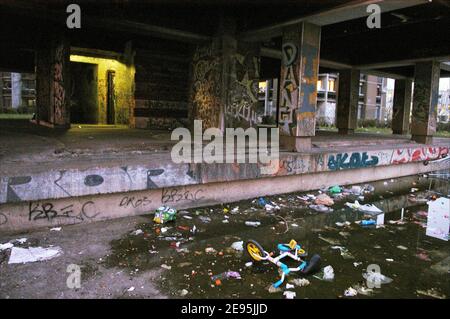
161,187,204,204
28,201,100,222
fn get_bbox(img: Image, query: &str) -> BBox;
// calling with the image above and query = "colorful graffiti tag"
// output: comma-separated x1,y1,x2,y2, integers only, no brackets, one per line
328,152,379,171
391,147,449,164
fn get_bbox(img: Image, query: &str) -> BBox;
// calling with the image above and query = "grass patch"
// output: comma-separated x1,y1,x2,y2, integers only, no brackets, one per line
0,113,33,119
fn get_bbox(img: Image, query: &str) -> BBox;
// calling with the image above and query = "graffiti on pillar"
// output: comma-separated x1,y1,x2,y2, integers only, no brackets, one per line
53,43,66,125
296,43,319,136
279,42,298,133
391,147,449,164
227,50,260,127
328,152,379,171
191,45,221,130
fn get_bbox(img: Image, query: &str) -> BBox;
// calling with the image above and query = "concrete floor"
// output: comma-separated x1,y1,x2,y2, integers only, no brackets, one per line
0,214,166,299
1,120,447,175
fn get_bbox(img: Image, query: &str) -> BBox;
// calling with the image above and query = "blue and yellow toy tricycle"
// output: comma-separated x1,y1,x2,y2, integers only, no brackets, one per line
246,239,321,288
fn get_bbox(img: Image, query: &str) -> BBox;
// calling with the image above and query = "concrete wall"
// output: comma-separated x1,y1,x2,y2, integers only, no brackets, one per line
134,44,191,130
1,145,448,207
69,55,135,125
1,158,448,234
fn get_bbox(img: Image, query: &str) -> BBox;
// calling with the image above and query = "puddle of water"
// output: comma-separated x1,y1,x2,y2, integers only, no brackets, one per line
105,173,450,299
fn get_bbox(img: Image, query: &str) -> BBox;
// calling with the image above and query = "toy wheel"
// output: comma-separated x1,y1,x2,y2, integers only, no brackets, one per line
246,240,266,262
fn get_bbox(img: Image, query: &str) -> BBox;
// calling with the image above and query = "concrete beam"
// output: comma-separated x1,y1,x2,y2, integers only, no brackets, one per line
240,0,428,41
0,1,211,44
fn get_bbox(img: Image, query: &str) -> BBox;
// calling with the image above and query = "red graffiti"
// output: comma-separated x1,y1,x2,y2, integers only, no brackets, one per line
392,147,449,164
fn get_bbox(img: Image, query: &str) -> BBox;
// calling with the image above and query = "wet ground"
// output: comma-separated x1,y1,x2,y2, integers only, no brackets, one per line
104,172,450,299
0,172,449,299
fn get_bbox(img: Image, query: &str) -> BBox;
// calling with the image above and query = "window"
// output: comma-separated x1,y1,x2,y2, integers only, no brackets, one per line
317,80,323,91
328,79,335,92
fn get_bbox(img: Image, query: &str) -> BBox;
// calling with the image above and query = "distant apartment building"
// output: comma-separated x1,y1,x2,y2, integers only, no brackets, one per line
0,72,36,110
438,88,450,123
316,73,388,125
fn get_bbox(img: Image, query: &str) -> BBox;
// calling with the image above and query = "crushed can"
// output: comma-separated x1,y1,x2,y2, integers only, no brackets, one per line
153,206,177,224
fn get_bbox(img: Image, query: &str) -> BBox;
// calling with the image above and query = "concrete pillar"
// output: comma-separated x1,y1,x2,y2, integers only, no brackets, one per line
337,69,360,134
278,22,321,152
35,33,70,128
190,16,260,132
0,73,4,109
411,61,440,144
392,79,412,135
11,73,22,109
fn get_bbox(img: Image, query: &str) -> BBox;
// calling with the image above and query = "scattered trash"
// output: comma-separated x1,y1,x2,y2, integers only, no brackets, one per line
290,278,310,287
344,287,358,297
231,241,244,251
205,247,217,254
410,188,419,193
0,243,14,251
396,245,408,250
314,194,334,207
179,289,189,297
331,246,354,259
323,265,335,281
283,291,296,299
131,229,143,236
127,286,135,292
182,216,193,220
245,262,253,267
329,185,342,194
50,227,62,232
416,288,446,299
161,264,172,270
345,201,383,214
286,283,295,289
245,221,261,227
199,216,212,223
309,204,333,213
363,271,393,285
415,249,431,261
153,206,177,224
8,246,62,264
354,284,374,296
360,220,376,226
335,221,351,227
353,262,362,267
211,271,241,281
386,258,394,262
318,235,341,245
426,197,450,241
267,285,282,293
15,238,27,244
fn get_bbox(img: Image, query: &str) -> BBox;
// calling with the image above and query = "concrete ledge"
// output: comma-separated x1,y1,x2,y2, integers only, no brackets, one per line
1,159,448,234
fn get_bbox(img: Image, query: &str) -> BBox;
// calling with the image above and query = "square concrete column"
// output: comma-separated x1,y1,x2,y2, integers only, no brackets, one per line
336,69,360,134
278,22,321,152
411,61,440,144
35,33,70,128
392,79,412,135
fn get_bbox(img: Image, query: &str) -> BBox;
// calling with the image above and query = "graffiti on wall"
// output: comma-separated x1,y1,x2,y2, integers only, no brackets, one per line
391,147,449,164
28,200,100,222
226,50,260,127
328,152,379,171
279,42,298,133
191,45,221,130
1,165,198,204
